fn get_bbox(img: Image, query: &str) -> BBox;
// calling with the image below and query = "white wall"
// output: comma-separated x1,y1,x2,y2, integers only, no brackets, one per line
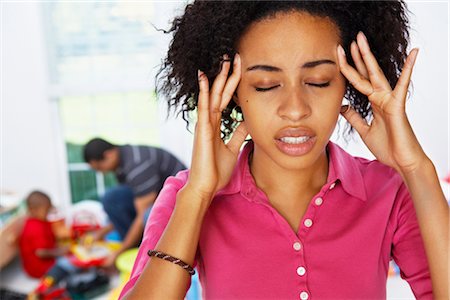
1,2,448,210
407,1,449,177
1,3,70,208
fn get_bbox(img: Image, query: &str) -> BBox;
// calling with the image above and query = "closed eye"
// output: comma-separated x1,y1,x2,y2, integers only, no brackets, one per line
255,85,280,92
307,82,330,88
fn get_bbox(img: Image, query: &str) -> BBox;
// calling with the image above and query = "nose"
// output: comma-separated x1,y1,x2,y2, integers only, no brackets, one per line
277,86,311,121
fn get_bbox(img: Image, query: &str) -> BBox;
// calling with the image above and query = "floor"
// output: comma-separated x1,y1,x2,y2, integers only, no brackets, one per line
0,257,121,299
0,257,415,299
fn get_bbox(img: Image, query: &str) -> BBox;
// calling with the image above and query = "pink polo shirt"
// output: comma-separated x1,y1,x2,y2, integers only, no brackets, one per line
121,142,432,299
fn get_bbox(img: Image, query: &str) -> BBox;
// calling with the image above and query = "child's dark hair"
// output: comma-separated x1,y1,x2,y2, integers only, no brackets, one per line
157,0,410,140
83,138,116,162
26,190,51,209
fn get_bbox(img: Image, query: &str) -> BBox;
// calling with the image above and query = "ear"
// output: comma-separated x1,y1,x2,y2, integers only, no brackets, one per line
103,149,114,159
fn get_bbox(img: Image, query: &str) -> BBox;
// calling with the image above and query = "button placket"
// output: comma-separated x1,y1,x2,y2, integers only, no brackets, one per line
294,182,337,299
292,243,308,299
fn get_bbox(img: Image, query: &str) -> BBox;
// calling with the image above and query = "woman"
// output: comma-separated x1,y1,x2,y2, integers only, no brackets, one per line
121,1,449,299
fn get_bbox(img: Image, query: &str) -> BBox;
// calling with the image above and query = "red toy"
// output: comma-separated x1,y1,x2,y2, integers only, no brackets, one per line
70,210,101,240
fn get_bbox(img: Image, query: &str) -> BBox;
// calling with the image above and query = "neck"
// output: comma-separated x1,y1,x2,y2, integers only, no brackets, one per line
250,146,329,199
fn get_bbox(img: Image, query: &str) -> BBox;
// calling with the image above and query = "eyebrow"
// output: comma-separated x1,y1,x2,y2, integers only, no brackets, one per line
246,59,336,72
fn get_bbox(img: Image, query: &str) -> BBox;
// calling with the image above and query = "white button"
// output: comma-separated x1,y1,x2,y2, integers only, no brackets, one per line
304,219,313,228
297,266,306,276
293,242,302,251
314,197,323,206
329,182,336,190
300,291,309,300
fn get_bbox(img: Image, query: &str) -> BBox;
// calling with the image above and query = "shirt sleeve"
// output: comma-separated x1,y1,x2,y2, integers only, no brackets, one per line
119,170,190,299
391,183,432,299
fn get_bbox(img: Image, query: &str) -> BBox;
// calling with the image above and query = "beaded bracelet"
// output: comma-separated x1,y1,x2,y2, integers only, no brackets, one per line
147,250,195,275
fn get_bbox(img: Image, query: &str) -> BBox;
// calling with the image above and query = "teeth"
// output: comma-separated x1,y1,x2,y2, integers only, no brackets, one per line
280,136,310,144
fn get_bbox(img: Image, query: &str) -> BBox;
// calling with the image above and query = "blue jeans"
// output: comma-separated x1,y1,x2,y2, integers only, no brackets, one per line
101,186,153,240
101,186,136,240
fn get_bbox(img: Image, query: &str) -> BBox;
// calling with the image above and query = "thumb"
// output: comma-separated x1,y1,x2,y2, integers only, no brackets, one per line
227,122,248,155
340,105,369,137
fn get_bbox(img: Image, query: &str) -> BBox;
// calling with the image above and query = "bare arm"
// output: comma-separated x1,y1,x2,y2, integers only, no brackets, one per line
123,55,247,299
36,246,69,258
401,160,449,297
123,186,210,299
338,32,449,297
93,223,114,241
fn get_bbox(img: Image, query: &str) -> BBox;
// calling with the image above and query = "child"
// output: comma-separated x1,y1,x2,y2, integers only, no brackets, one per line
19,191,78,297
121,1,449,299
19,190,68,278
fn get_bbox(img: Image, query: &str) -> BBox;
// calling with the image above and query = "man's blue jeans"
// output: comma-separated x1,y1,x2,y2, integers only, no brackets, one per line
101,185,153,240
101,185,136,240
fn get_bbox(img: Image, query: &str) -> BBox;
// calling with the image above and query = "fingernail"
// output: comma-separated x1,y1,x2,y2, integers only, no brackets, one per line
198,70,204,80
337,44,345,56
411,48,419,64
221,54,231,64
359,31,367,42
340,105,350,113
234,53,240,65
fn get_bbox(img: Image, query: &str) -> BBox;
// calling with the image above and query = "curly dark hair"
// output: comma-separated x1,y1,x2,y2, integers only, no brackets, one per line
157,1,410,140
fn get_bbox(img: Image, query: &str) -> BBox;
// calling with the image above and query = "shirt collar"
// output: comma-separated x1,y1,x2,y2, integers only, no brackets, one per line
216,141,367,202
326,142,367,201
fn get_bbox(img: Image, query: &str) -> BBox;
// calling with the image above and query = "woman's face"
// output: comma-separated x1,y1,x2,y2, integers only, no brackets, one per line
236,11,346,170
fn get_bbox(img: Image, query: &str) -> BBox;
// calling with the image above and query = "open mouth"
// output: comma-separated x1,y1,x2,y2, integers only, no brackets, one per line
279,136,311,144
275,128,316,156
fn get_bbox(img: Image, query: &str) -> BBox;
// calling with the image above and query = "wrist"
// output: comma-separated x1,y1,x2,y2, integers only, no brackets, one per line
395,152,434,177
399,156,435,181
175,185,212,215
180,184,214,203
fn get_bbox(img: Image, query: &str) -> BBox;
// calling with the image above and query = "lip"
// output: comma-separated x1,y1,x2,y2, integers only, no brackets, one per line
274,127,316,156
275,127,315,139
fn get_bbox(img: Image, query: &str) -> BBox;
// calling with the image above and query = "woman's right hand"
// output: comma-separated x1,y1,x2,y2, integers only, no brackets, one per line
185,54,248,203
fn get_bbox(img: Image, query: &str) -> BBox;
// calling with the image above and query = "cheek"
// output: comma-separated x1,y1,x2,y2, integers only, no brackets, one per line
235,82,249,105
309,85,345,128
238,98,273,134
319,79,346,111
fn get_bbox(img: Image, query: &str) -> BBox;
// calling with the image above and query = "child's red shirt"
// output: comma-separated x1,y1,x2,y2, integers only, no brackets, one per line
19,217,56,278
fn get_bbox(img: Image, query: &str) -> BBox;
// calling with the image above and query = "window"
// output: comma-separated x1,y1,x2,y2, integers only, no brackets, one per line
43,2,181,202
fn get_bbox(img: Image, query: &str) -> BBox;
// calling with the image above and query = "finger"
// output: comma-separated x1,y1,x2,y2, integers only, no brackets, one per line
350,41,369,79
197,70,210,125
210,55,231,114
340,105,370,138
226,121,248,155
392,48,419,103
220,53,242,111
356,32,391,91
337,45,374,95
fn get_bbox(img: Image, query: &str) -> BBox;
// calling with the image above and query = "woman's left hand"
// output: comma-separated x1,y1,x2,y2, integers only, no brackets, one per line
337,31,426,176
